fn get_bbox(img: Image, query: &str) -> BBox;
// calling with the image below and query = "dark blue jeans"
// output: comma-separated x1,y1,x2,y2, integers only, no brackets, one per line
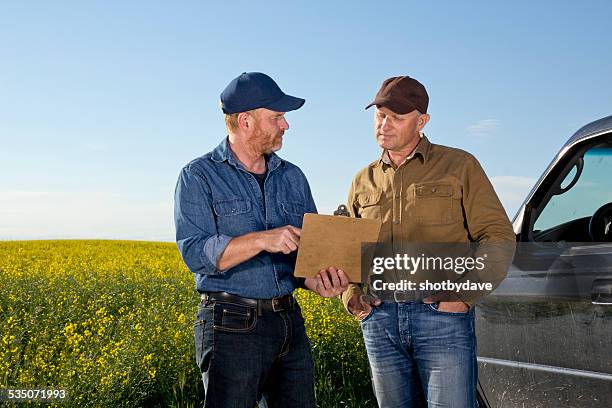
360,302,477,408
194,297,315,408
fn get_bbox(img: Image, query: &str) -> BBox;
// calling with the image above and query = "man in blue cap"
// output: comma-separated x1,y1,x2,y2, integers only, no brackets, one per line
174,72,348,407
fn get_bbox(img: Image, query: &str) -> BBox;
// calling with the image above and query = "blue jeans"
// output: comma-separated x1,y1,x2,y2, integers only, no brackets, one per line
194,297,315,408
360,302,477,408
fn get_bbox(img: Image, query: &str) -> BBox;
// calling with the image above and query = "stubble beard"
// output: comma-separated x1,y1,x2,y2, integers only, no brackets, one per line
252,128,284,155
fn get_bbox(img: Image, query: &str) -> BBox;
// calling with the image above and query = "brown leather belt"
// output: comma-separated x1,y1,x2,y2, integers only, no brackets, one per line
201,291,295,313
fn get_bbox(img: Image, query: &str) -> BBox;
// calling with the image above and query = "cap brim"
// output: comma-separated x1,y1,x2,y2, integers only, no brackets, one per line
364,98,417,114
265,94,305,112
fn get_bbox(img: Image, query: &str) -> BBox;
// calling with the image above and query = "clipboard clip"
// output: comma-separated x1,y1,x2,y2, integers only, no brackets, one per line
333,204,350,217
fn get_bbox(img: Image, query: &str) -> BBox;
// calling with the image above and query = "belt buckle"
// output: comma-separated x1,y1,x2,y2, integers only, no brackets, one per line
272,297,283,312
393,290,409,303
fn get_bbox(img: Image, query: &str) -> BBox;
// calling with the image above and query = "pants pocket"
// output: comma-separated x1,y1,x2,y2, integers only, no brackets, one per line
359,306,378,324
194,304,213,369
427,302,470,316
213,302,258,333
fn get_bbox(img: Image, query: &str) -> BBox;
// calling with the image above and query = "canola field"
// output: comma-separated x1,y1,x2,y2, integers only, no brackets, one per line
0,240,375,407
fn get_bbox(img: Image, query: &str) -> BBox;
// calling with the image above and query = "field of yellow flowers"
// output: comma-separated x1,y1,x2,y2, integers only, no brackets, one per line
0,240,375,407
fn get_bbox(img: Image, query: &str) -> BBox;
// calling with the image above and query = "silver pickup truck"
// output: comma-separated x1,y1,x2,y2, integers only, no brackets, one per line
477,115,612,407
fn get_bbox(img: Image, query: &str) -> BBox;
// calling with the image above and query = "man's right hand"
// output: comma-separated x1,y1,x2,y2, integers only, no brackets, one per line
348,293,382,320
255,225,301,254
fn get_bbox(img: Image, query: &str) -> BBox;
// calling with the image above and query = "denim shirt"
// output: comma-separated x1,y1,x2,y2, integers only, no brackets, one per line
174,138,317,299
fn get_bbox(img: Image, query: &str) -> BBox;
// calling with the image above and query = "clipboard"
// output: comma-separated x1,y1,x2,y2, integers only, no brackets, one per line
294,213,382,283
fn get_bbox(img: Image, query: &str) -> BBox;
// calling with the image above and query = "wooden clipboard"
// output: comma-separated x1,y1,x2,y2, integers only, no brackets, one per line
294,213,382,283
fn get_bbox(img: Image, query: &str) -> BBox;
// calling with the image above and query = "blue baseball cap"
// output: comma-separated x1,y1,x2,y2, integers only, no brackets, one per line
220,72,305,114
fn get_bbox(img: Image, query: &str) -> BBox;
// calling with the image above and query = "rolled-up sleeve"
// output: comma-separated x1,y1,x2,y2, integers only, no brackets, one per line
174,165,231,275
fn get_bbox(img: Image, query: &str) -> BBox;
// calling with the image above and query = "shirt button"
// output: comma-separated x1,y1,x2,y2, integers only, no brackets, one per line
393,220,400,224
431,187,437,193
395,192,400,198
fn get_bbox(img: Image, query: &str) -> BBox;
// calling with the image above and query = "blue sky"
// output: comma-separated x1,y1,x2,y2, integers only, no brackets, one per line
1,1,611,241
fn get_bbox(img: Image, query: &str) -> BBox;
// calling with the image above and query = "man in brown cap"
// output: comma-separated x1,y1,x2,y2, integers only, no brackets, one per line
341,76,515,407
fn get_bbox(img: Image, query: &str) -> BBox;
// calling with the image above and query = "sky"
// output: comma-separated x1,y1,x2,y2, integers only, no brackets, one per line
1,1,611,242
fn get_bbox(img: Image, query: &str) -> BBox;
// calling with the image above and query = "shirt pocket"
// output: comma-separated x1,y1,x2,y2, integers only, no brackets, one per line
212,198,255,235
280,201,306,227
414,182,460,225
356,191,383,221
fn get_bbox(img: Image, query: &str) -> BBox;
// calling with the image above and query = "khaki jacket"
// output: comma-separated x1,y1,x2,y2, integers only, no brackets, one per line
341,135,515,311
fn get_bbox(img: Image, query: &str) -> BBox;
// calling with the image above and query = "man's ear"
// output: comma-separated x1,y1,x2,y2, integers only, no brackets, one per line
237,112,250,130
418,113,430,130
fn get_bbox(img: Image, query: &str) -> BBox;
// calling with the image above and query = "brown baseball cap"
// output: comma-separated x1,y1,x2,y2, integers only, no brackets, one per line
365,76,429,114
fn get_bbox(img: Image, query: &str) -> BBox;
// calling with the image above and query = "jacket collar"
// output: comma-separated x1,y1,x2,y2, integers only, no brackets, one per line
210,137,283,171
374,133,432,169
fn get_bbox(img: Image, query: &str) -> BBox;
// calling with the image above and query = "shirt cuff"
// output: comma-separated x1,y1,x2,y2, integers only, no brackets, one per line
341,284,363,315
202,234,232,274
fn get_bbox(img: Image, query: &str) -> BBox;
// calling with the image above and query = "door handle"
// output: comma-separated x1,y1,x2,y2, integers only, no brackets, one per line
591,279,612,305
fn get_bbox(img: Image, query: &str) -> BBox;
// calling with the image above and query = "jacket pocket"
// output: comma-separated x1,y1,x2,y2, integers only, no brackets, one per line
356,191,382,221
281,201,306,227
414,183,458,225
213,198,252,216
212,198,255,235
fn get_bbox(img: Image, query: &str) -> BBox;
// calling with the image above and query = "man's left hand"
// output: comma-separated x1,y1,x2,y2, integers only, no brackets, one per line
304,267,349,298
423,293,469,313
426,301,469,313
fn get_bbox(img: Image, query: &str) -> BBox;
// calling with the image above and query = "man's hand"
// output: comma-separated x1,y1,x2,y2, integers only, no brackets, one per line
347,293,382,320
304,267,349,297
426,301,469,313
255,225,301,254
423,293,469,313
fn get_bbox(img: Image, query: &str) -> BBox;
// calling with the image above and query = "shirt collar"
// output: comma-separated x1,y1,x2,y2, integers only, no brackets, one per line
376,133,432,168
210,137,283,171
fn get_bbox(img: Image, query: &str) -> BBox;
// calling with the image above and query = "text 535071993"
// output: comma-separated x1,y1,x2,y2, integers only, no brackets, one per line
1,388,68,401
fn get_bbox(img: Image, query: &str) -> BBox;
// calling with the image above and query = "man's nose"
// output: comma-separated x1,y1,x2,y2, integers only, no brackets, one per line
381,117,391,131
280,117,289,130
